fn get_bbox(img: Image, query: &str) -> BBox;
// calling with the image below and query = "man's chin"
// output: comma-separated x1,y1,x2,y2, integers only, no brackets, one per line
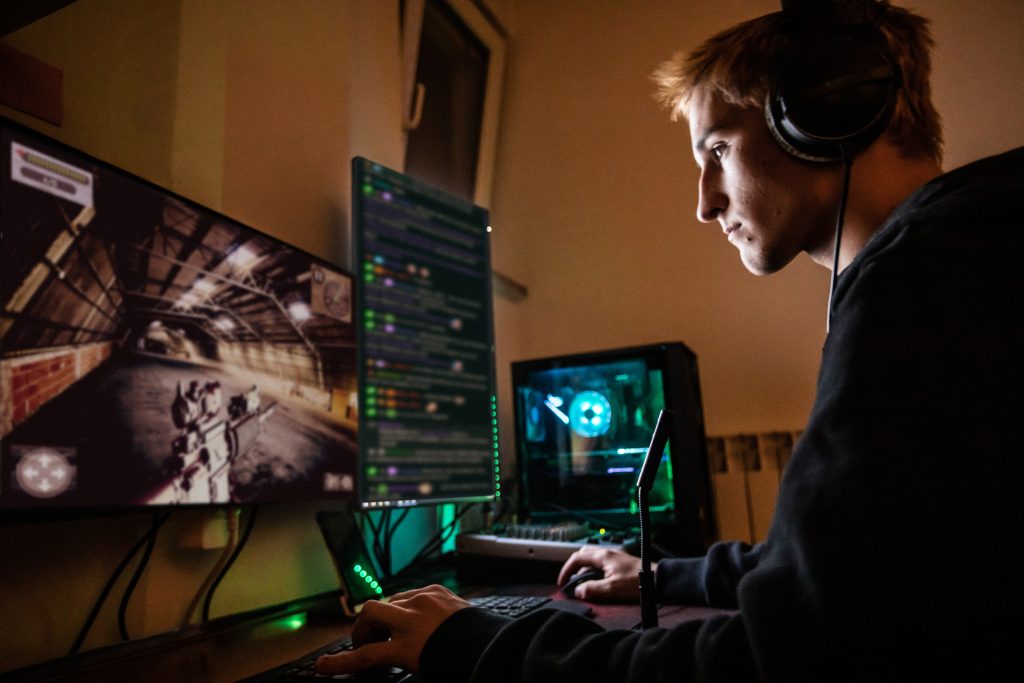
739,249,791,276
739,254,776,276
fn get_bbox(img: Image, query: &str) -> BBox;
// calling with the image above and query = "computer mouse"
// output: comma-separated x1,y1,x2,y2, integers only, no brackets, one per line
561,568,604,599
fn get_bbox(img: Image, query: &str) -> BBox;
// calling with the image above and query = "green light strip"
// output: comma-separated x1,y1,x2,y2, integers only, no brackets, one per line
491,395,501,497
352,563,384,595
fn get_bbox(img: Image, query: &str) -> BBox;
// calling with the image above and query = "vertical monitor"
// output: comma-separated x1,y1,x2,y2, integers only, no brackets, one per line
0,117,358,510
352,157,498,509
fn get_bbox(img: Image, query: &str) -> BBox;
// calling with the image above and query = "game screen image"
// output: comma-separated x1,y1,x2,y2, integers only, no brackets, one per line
0,121,358,509
515,357,676,519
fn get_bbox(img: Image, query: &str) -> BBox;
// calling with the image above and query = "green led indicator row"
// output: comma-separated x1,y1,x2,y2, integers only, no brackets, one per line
353,563,384,595
492,395,501,497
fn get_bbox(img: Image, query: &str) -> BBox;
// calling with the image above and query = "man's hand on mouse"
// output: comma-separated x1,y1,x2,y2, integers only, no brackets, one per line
557,546,656,602
314,584,469,676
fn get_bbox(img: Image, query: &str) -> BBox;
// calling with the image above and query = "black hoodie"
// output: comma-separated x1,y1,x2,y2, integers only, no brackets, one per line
419,147,1024,682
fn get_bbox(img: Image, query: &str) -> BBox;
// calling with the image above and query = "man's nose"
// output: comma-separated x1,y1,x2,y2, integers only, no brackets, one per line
696,170,726,223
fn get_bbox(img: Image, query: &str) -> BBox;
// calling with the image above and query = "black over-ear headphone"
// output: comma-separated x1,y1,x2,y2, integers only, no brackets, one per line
766,0,902,162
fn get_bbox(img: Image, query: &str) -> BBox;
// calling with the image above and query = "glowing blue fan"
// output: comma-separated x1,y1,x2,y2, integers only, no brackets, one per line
569,390,612,438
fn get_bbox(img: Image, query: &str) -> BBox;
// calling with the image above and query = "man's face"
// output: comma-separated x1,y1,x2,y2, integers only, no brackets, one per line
687,88,837,274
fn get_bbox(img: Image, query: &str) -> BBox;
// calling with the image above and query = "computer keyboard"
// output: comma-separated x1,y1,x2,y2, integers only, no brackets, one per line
237,594,579,682
465,593,553,617
237,637,419,682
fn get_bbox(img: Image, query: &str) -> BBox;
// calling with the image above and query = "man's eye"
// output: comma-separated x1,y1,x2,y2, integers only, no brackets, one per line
711,143,727,161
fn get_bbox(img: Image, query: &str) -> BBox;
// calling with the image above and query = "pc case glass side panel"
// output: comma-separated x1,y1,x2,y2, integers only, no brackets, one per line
0,118,358,510
353,157,497,508
513,352,677,527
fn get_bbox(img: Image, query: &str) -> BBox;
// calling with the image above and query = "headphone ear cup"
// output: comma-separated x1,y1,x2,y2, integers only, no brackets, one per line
767,25,901,162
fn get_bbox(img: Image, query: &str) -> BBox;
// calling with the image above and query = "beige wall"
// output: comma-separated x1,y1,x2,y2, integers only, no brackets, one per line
1,0,1022,673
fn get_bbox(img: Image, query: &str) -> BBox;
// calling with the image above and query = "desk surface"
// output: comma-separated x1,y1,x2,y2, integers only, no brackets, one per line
3,582,727,683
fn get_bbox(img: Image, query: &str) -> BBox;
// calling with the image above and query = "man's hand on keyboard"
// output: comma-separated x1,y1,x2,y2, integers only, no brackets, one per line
557,546,652,602
314,584,469,676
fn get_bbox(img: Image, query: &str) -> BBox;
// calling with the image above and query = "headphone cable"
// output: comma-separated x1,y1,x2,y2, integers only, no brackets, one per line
827,147,855,332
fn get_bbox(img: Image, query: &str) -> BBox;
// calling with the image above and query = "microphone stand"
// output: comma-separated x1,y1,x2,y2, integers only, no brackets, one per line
636,409,673,630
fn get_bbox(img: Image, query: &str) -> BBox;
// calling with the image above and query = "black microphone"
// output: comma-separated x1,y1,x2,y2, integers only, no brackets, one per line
636,409,673,630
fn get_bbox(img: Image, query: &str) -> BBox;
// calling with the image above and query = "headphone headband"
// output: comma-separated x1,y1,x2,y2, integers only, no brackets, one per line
767,0,901,162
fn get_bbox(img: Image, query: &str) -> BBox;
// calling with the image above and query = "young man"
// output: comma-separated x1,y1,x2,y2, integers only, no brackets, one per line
317,2,1023,680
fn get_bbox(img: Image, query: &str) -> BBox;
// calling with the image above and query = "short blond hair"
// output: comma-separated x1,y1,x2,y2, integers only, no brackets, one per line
652,1,942,163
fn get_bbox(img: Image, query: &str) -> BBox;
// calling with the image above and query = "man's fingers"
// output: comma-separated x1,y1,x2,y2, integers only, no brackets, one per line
574,577,612,600
557,548,602,585
351,620,392,648
351,600,403,646
558,545,614,584
575,574,640,602
557,557,586,586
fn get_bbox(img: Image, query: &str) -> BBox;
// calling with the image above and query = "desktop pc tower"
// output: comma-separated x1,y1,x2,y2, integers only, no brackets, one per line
457,341,717,581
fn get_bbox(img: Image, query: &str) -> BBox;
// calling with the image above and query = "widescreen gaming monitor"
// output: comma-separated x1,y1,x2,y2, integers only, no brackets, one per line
352,157,498,509
512,342,715,554
0,117,358,510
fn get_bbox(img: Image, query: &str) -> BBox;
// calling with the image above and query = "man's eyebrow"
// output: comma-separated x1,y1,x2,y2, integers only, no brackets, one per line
694,126,722,153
